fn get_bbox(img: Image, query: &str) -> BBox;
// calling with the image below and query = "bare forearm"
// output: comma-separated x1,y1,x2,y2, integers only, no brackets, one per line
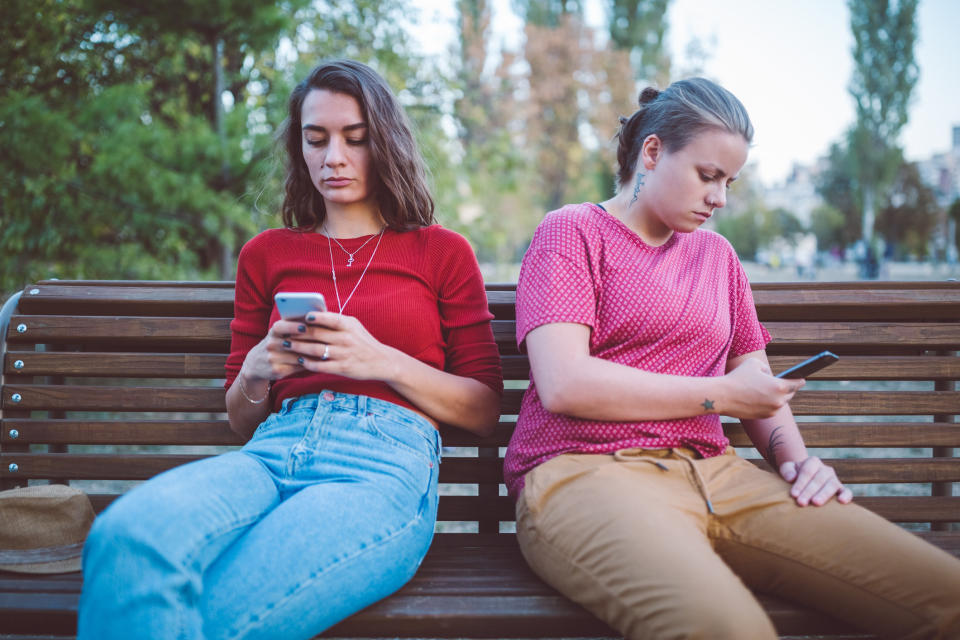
226,374,273,440
740,404,808,467
385,347,500,436
537,353,723,421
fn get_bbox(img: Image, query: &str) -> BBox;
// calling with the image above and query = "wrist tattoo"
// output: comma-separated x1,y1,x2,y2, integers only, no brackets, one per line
629,172,645,205
765,426,785,466
701,398,715,411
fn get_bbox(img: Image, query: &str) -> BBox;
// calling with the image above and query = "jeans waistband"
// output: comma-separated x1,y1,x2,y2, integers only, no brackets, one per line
280,391,438,447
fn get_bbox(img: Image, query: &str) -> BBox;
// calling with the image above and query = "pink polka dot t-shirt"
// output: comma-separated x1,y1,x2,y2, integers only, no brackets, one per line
503,203,771,500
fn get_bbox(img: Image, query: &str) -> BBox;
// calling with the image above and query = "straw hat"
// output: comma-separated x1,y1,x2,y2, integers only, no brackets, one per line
0,484,95,574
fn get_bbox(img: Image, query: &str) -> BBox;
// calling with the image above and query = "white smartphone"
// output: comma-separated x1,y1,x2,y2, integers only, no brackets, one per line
274,292,327,320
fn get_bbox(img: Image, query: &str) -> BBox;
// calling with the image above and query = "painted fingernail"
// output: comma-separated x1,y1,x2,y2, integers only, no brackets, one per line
282,340,291,348
306,314,315,322
297,324,306,333
297,356,304,364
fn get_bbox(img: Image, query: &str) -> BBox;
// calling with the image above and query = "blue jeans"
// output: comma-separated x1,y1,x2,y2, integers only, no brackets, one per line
78,391,441,640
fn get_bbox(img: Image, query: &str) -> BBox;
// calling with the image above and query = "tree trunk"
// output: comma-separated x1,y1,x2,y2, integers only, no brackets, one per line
861,186,880,279
861,185,875,244
212,35,233,280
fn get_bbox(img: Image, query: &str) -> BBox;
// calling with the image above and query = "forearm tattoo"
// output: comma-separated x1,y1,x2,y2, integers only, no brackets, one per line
629,172,645,205
765,426,785,467
701,398,715,411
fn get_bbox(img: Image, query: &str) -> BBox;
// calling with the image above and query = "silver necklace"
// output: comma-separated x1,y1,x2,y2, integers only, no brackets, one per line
324,225,385,315
327,229,381,267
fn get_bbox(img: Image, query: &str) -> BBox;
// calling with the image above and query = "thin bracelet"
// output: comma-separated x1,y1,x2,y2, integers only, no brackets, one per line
238,375,271,404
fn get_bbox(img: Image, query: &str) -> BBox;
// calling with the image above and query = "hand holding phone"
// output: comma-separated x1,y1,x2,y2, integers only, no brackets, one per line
776,351,839,379
274,292,327,320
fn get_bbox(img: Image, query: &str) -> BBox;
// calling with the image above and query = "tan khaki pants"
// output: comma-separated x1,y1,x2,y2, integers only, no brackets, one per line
515,448,960,640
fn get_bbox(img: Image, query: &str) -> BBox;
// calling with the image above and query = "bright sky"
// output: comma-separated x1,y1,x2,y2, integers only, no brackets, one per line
407,0,960,186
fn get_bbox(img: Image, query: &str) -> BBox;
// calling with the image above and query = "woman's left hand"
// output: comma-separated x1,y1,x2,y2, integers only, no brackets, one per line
780,456,854,507
284,311,400,382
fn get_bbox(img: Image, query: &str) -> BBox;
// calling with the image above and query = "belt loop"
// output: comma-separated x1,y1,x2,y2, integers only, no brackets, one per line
356,394,368,415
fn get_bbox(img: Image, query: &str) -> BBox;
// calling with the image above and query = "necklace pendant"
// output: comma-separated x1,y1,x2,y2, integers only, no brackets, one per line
346,256,355,267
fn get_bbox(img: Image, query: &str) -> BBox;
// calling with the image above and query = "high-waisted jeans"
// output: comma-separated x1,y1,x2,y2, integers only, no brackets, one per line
78,391,441,640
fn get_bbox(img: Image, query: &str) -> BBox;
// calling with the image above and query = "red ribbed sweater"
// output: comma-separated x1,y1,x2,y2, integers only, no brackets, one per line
225,225,503,414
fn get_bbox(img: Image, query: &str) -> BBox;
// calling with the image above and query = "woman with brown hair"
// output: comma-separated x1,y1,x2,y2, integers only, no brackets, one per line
506,77,960,639
78,59,502,640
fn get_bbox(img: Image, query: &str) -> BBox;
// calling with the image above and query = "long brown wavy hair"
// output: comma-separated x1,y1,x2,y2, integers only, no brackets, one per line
280,59,435,230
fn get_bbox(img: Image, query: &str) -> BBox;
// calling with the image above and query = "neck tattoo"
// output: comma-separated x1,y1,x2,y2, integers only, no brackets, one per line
324,224,386,315
629,172,645,206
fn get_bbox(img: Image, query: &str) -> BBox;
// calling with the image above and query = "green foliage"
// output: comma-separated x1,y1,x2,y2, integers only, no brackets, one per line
815,138,864,245
714,208,805,262
513,0,583,26
810,203,847,252
848,0,919,144
608,0,671,84
875,162,940,260
715,170,805,260
0,0,437,295
451,0,554,266
0,85,257,288
846,0,919,242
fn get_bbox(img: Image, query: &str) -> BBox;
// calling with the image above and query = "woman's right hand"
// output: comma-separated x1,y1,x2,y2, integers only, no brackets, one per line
719,356,804,419
238,319,311,384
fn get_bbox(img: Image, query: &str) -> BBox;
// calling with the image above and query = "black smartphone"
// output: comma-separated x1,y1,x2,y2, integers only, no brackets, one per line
775,351,839,379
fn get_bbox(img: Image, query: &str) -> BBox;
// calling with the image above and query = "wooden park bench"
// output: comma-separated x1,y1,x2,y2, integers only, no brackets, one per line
1,278,958,639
